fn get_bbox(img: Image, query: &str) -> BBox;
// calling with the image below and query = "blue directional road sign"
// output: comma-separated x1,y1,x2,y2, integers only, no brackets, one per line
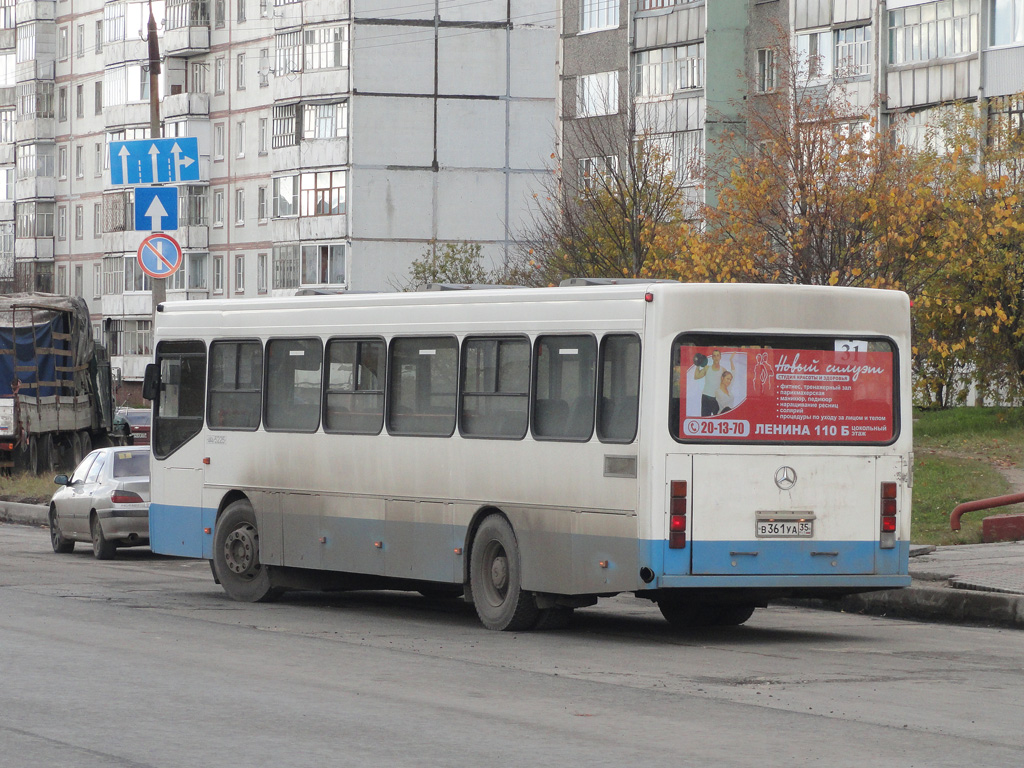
135,186,179,232
109,137,200,186
137,233,183,279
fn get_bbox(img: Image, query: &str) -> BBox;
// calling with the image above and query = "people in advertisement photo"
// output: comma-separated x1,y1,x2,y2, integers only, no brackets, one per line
690,349,747,418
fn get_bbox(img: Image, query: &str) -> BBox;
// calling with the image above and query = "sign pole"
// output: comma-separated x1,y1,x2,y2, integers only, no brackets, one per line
148,0,166,324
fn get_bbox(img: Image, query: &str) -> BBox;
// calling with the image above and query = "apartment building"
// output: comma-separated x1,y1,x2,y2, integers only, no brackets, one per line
561,0,1024,203
2,0,559,391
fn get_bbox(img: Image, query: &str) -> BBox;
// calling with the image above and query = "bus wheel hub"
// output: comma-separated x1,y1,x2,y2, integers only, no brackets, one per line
224,526,257,575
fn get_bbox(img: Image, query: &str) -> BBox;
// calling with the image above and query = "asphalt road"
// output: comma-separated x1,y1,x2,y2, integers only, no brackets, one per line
2,522,1022,768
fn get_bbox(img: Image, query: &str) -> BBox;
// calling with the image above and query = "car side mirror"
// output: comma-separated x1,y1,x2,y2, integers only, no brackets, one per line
54,474,70,486
142,363,159,401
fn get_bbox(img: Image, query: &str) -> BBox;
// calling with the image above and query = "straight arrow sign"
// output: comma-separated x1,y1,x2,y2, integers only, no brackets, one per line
134,186,179,232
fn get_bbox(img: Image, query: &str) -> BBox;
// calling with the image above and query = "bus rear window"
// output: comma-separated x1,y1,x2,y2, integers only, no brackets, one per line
669,334,897,444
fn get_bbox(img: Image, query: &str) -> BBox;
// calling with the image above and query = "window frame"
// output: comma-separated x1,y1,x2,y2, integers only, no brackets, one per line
530,333,598,442
207,339,263,432
263,337,324,433
458,335,531,441
323,337,387,435
386,335,459,438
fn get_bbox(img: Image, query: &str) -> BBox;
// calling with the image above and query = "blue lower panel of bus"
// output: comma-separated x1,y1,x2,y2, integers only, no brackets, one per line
149,503,216,559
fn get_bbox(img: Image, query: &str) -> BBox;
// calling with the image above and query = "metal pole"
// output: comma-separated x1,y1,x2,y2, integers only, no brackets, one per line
147,1,166,323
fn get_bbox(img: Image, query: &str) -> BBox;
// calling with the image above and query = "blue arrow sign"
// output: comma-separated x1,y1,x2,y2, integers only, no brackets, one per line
135,186,179,231
109,137,201,185
137,233,183,279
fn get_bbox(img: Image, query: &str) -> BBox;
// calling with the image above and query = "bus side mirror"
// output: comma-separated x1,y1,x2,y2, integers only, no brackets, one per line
142,363,159,401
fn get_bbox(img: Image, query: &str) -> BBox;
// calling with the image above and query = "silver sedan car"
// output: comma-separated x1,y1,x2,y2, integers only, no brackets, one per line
48,446,151,559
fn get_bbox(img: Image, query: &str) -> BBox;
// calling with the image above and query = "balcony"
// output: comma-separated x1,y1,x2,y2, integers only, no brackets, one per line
15,176,56,200
15,116,55,142
14,0,56,23
14,238,54,261
163,91,211,119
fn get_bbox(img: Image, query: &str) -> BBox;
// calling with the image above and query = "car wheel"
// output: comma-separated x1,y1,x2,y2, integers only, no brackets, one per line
469,515,538,631
90,513,116,560
49,506,74,554
212,499,281,602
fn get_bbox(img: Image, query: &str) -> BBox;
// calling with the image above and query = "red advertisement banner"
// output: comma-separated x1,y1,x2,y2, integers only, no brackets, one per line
679,345,895,443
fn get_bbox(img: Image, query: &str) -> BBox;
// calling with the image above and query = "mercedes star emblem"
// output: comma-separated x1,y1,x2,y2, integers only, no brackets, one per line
774,466,798,490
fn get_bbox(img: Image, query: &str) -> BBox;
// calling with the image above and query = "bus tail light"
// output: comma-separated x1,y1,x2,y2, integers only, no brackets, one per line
880,482,897,548
669,481,687,549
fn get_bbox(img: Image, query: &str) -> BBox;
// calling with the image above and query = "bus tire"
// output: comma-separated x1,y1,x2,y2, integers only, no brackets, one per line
469,515,539,631
714,603,756,626
212,500,281,603
49,506,74,554
91,513,116,560
658,599,756,628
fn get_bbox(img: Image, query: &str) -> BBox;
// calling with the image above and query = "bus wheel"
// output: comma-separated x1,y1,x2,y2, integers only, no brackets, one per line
714,603,756,626
469,515,538,631
213,500,280,603
49,506,74,554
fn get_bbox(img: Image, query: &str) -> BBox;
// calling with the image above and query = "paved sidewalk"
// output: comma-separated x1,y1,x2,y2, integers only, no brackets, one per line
4,500,1024,626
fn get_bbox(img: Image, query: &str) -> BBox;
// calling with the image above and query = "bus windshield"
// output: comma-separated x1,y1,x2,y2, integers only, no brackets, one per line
670,333,897,444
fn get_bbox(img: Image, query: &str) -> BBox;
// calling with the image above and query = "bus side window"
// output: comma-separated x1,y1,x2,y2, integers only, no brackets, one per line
387,337,458,437
460,336,529,440
597,334,640,443
532,335,596,441
208,340,263,431
324,338,386,435
265,338,323,433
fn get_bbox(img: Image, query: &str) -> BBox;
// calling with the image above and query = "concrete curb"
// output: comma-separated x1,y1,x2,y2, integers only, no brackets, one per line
0,501,48,527
793,582,1024,628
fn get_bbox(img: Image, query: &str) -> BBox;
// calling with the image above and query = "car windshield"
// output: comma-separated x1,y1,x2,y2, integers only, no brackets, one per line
112,451,150,478
123,411,151,426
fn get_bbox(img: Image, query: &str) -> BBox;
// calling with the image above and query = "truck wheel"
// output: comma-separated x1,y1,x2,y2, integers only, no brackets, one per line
212,499,281,602
49,506,75,554
469,515,538,631
91,513,116,560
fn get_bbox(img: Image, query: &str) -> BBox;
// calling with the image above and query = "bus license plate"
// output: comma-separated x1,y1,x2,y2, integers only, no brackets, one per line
756,520,813,538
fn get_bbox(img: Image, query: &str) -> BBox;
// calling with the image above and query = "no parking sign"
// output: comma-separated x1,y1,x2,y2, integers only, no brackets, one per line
137,233,183,279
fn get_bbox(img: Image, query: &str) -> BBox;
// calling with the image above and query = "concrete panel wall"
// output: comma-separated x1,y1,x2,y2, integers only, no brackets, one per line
436,170,507,241
437,99,507,168
352,24,435,94
350,168,435,240
351,96,434,167
984,46,1024,97
510,27,559,98
508,99,557,169
438,28,507,96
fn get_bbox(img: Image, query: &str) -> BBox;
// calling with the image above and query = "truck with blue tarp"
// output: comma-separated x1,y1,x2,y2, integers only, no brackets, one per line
0,294,116,474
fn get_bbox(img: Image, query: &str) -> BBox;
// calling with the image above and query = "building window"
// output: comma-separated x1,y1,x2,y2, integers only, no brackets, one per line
634,42,705,99
75,205,84,239
259,48,270,86
94,265,102,298
301,243,346,285
236,53,246,90
75,145,84,178
577,71,619,117
275,30,301,75
236,120,246,157
95,82,103,114
94,143,102,177
0,108,13,143
272,174,298,217
191,61,208,92
257,253,268,292
272,103,300,147
215,0,225,28
180,185,209,226
58,87,68,121
757,48,776,93
213,255,224,292
102,189,134,233
213,189,224,226
675,129,704,183
76,24,84,58
124,253,153,292
835,26,872,76
94,203,102,236
74,265,84,298
992,0,1024,45
58,146,68,179
299,170,346,216
95,20,104,53
214,122,225,159
257,185,268,221
104,2,126,43
237,0,246,22
1,0,17,30
304,25,348,70
234,255,245,293
580,0,618,32
58,206,67,240
59,26,69,60
17,143,56,178
76,84,84,118
303,101,348,140
889,0,980,64
56,265,67,294
578,155,617,192
215,57,225,93
797,30,833,82
272,244,299,288
102,255,124,295
258,117,269,153
18,82,56,118
235,188,245,225
17,201,56,238
188,252,208,289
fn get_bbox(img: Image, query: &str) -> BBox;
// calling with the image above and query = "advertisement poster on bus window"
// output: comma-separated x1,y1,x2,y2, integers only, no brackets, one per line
679,344,895,443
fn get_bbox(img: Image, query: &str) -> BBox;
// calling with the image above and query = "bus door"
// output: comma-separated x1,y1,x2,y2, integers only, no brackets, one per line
689,454,877,576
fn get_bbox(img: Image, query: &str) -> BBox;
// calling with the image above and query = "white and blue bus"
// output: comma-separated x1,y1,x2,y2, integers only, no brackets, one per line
144,282,912,630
